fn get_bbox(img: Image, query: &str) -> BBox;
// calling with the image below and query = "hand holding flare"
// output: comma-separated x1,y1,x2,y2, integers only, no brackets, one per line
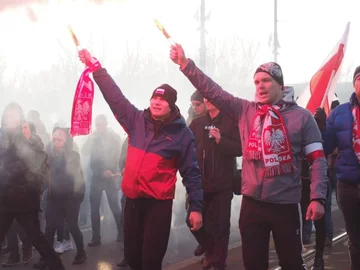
154,19,176,45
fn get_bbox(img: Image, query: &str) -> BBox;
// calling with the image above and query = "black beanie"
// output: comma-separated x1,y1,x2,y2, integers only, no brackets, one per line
151,84,177,108
353,66,360,85
254,62,284,87
190,90,204,102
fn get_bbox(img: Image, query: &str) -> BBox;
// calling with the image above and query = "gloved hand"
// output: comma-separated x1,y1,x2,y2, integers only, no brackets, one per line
314,108,327,132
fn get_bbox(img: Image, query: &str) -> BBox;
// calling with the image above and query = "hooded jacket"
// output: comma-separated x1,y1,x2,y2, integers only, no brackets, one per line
92,68,203,212
323,93,360,184
180,59,328,204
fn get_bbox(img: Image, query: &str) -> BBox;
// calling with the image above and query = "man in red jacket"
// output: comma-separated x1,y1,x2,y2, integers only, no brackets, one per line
78,49,203,270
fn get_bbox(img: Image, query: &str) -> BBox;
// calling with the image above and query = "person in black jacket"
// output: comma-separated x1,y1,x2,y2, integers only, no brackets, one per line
0,102,64,270
81,114,123,247
34,127,87,268
189,98,242,270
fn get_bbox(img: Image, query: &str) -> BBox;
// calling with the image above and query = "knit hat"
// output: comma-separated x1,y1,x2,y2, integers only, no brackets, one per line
254,62,284,87
190,90,204,102
151,84,177,108
353,66,360,85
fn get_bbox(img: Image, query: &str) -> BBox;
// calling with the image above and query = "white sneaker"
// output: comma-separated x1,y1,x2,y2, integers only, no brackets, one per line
62,240,74,252
54,241,64,254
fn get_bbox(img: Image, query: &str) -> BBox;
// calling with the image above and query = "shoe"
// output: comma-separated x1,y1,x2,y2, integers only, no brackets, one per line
88,240,101,247
117,258,128,267
54,241,64,254
62,239,74,252
72,251,87,265
194,244,205,256
311,257,324,270
2,253,21,267
202,257,212,270
22,245,33,264
325,238,333,248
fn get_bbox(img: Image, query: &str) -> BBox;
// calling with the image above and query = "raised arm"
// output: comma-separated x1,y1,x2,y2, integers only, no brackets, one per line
170,44,252,120
78,49,140,134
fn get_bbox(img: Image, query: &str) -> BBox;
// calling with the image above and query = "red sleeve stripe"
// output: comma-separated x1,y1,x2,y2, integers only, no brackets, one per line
306,150,325,163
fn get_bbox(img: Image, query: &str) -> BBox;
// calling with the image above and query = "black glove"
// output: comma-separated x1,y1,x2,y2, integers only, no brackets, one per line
314,108,326,132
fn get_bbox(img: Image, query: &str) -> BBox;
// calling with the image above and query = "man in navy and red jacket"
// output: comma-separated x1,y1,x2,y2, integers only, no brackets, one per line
78,49,203,270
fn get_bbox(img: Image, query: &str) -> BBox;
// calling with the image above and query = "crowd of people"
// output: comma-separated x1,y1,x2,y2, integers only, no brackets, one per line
0,43,359,270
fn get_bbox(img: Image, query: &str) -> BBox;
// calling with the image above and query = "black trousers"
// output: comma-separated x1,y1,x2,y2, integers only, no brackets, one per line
188,189,233,268
337,181,360,270
90,177,121,241
124,198,173,270
45,199,84,252
239,196,306,270
6,220,31,257
0,211,64,270
56,222,70,242
301,178,326,257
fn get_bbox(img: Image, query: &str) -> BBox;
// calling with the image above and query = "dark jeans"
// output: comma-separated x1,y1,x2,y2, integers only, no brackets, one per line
45,199,84,252
6,220,31,258
301,178,326,257
239,196,306,270
90,177,122,242
188,189,233,268
79,173,91,225
124,198,172,270
325,168,338,240
337,181,360,270
0,211,64,270
56,222,70,242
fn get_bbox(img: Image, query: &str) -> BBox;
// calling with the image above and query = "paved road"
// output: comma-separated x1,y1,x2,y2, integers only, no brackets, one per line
0,195,347,270
165,201,347,270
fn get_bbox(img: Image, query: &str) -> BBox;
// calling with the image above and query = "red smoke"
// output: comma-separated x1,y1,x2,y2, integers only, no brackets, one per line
0,0,46,11
0,0,46,22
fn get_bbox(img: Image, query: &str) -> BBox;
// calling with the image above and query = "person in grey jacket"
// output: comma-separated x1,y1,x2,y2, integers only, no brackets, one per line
170,45,327,270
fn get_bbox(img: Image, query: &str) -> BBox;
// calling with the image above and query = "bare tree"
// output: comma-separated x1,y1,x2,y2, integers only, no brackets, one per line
205,36,260,95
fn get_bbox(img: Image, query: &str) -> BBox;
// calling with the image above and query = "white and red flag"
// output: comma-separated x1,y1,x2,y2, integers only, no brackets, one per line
296,22,350,116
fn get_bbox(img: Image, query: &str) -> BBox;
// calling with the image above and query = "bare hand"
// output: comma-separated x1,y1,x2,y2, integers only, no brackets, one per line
209,128,221,144
22,123,31,140
78,49,93,65
189,211,203,231
170,44,187,67
306,201,325,221
103,170,112,178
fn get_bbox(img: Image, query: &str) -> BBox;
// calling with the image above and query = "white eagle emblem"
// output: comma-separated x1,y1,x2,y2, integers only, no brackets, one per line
252,116,262,139
264,128,286,153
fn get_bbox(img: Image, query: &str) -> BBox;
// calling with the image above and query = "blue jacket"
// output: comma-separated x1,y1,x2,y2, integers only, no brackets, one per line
92,68,203,212
323,93,360,184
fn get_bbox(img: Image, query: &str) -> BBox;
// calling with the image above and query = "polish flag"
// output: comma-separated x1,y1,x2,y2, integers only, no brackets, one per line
296,22,350,116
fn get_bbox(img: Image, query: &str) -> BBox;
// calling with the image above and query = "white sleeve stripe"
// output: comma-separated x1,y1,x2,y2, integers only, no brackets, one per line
304,142,323,155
